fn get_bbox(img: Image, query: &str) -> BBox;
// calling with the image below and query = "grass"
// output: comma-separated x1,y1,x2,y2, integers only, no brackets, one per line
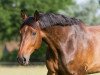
0,65,47,75
0,63,99,75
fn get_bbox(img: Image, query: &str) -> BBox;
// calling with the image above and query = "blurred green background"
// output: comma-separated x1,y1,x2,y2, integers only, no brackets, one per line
0,0,73,62
0,0,100,75
0,0,100,62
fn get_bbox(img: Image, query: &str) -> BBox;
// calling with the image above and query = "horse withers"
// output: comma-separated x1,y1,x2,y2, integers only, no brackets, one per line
17,10,100,75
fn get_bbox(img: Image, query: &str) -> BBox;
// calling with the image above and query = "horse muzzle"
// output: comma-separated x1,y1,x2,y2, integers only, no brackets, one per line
17,56,29,65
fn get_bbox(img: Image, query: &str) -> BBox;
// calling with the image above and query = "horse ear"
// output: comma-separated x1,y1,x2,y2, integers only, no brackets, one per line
34,10,40,21
21,9,28,20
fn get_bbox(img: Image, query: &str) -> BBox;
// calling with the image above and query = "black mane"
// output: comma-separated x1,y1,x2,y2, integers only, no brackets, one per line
39,13,83,28
21,12,83,29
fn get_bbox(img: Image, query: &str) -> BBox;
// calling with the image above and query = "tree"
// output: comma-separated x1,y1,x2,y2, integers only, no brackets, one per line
0,0,73,61
0,0,73,41
58,0,100,25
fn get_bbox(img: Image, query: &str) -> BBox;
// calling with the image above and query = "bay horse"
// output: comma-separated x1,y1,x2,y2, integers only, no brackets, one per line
17,10,100,75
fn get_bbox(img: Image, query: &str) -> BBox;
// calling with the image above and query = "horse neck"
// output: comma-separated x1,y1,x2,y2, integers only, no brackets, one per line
42,24,87,48
42,26,73,59
42,24,87,58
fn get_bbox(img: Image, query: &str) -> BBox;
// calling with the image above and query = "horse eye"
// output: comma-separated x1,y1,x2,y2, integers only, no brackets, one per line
32,32,36,35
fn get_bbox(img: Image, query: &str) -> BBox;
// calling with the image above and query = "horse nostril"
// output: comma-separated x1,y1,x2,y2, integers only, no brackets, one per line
17,57,22,64
17,57,25,65
23,57,26,62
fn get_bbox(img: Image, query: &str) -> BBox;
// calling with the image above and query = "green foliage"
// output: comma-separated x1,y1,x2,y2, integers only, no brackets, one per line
0,0,73,41
59,0,100,25
0,42,47,62
1,49,18,62
0,0,73,62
